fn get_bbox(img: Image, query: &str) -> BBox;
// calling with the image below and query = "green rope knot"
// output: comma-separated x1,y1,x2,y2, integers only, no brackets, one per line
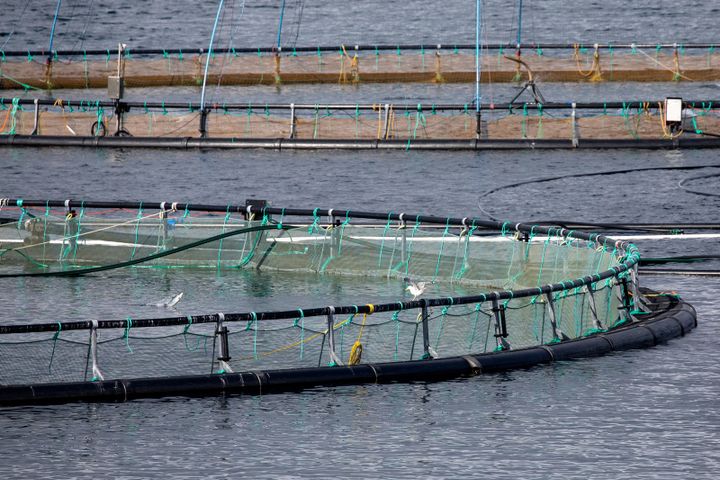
124,317,133,353
245,311,257,331
277,208,285,229
293,309,304,328
308,208,321,234
183,316,193,334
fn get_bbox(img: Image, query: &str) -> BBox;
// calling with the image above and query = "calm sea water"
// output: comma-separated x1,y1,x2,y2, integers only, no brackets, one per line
2,2,720,479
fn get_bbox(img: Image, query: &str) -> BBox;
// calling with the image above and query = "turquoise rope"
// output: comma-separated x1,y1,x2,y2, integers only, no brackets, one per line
431,219,451,282
295,309,305,360
48,321,62,373
129,203,143,260
216,205,232,269
377,212,394,267
124,317,133,353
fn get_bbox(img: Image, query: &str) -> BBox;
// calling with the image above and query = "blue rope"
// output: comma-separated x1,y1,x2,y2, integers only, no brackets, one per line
200,0,226,111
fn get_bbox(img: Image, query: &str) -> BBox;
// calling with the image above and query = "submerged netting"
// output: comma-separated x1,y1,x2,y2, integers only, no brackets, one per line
0,43,717,90
0,199,642,387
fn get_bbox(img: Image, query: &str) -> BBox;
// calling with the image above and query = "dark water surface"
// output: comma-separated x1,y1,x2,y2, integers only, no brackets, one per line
2,0,719,50
1,148,719,479
2,2,720,479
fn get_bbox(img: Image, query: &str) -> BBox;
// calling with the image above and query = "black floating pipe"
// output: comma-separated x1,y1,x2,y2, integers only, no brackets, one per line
1,98,719,112
0,293,696,406
3,135,720,151
1,42,716,58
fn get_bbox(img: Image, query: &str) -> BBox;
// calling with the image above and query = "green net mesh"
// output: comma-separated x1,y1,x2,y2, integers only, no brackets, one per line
0,202,636,387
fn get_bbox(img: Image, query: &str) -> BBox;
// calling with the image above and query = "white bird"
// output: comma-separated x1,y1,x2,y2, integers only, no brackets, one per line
155,292,184,308
404,279,428,300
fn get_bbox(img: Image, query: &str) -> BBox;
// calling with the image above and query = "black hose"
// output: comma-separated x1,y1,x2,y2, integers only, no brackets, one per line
677,171,720,198
0,223,297,278
477,164,720,221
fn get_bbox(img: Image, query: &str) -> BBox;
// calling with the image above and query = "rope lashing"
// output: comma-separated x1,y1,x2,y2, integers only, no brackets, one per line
348,304,374,365
573,43,602,81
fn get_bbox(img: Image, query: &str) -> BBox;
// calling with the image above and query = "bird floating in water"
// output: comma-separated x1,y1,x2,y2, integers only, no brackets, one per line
156,292,183,308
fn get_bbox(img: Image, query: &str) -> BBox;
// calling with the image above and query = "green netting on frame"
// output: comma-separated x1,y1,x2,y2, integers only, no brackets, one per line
0,199,640,387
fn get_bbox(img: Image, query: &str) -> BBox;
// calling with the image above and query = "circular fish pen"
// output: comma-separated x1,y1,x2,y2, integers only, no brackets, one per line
0,199,697,405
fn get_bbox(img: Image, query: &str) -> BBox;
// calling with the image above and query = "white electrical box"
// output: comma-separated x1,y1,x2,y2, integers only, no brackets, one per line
664,97,683,125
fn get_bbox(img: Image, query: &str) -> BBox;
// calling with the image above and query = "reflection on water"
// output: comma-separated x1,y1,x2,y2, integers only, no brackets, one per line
2,1,720,476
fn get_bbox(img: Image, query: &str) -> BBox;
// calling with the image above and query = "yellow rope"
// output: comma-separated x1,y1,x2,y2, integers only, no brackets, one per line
0,108,10,133
338,45,359,83
235,310,359,361
512,50,523,81
348,304,374,365
672,49,682,81
273,53,282,85
573,44,603,81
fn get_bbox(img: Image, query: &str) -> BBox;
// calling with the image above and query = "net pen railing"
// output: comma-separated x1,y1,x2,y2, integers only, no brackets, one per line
1,41,717,90
0,199,643,387
1,98,718,141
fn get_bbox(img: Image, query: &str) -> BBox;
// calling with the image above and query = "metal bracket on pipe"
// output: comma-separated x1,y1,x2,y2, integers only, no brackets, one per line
215,313,233,373
571,102,578,147
629,267,651,313
88,320,104,382
492,299,511,351
545,293,569,342
420,300,436,359
585,286,604,332
289,103,296,138
399,213,407,266
199,108,209,138
31,99,39,136
382,103,391,139
326,306,343,366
